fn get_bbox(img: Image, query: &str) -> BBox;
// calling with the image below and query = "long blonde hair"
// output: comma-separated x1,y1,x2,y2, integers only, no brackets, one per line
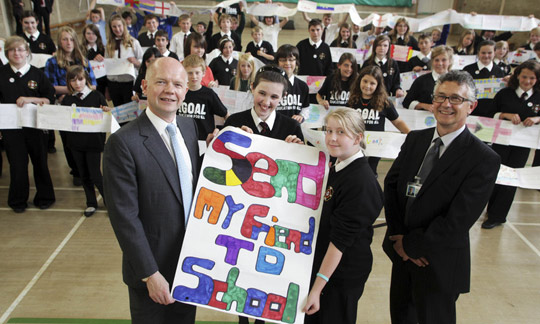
106,14,133,57
233,53,256,91
391,18,412,45
56,26,88,68
325,108,367,150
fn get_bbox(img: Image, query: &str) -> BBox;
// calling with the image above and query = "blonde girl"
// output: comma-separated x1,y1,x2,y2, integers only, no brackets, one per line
229,53,255,91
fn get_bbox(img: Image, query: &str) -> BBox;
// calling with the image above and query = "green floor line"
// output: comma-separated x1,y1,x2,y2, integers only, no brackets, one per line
8,319,235,324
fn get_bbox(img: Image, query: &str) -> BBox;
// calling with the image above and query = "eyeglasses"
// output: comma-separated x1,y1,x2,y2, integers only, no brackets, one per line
432,94,473,105
257,65,287,78
8,48,27,53
278,58,296,63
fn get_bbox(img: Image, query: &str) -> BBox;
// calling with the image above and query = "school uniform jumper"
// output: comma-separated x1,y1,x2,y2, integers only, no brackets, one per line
224,109,303,141
296,39,333,77
402,72,437,109
463,62,505,117
245,40,275,65
0,64,56,210
61,90,108,208
362,58,402,96
209,56,238,86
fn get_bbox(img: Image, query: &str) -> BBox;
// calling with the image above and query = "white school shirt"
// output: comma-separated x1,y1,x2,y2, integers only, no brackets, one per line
408,71,440,110
170,30,191,60
335,149,365,172
107,37,144,82
251,107,277,133
323,23,339,46
258,21,281,52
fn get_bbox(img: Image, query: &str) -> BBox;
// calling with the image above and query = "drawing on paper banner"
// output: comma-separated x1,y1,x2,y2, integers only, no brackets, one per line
172,127,329,324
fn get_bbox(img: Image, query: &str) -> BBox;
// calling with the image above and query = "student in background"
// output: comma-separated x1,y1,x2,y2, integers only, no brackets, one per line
12,0,24,36
195,15,214,45
209,14,242,53
317,53,358,109
348,66,410,176
362,35,404,97
169,14,191,60
431,24,450,46
482,61,540,229
249,13,288,52
303,108,383,324
31,0,53,36
245,26,275,65
154,3,178,40
474,29,513,54
230,53,256,92
82,24,107,95
408,33,432,73
138,14,159,47
302,12,349,46
209,36,238,86
296,19,333,77
106,14,143,107
180,54,228,140
61,65,110,217
20,11,55,55
494,40,511,75
330,23,357,48
115,6,144,38
403,45,453,111
184,32,217,87
463,40,506,117
0,36,55,213
519,27,540,51
132,48,162,102
230,12,246,47
275,44,310,122
154,30,179,60
452,29,475,55
86,1,107,44
534,42,540,63
389,17,419,74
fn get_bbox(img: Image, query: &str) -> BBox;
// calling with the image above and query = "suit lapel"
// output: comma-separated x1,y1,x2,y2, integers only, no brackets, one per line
176,117,199,185
408,128,435,181
417,128,472,197
139,112,182,204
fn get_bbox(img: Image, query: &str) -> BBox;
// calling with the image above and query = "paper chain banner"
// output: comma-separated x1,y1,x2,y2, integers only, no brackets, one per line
0,103,120,133
97,0,540,31
172,126,329,324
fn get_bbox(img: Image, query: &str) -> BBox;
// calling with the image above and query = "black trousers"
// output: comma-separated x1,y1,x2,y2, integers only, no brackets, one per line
71,149,104,208
128,286,196,324
108,80,133,107
59,131,80,178
34,7,51,35
532,149,540,167
304,275,368,324
487,144,530,223
2,128,55,209
96,76,108,97
389,260,459,324
368,156,380,176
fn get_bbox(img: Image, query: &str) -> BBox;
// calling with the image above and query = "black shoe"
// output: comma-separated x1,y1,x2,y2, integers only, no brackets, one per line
12,207,26,213
48,147,56,153
481,219,503,229
84,207,96,217
73,177,82,186
38,201,54,210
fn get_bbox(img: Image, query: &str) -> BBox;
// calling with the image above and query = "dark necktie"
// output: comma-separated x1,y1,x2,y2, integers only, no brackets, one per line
313,43,317,50
15,71,22,78
115,38,122,58
480,67,489,74
322,27,327,42
521,92,528,101
77,93,83,99
377,61,383,67
30,35,35,42
397,37,404,45
259,121,270,136
421,57,430,63
353,34,358,42
183,33,187,49
149,33,154,41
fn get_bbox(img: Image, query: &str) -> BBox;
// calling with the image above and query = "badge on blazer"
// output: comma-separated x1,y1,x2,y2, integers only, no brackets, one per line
232,69,237,76
313,54,317,59
389,68,395,75
532,104,540,114
9,78,15,83
324,186,333,201
225,68,229,72
527,102,533,107
475,70,480,75
28,80,38,89
319,52,326,60
383,72,388,77
39,42,46,50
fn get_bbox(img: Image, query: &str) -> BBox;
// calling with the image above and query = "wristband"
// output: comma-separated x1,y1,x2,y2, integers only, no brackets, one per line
316,272,329,282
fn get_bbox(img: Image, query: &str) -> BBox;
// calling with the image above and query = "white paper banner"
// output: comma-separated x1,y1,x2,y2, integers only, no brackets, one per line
110,101,144,124
507,50,537,65
329,47,367,65
30,53,53,69
0,104,22,129
90,60,107,79
451,55,477,70
212,86,253,115
172,126,329,324
104,58,136,79
400,71,430,92
246,3,297,17
296,76,326,94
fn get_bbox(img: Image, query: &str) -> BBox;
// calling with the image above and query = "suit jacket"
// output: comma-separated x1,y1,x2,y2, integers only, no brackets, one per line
137,32,156,48
103,111,201,288
224,109,304,141
383,127,500,294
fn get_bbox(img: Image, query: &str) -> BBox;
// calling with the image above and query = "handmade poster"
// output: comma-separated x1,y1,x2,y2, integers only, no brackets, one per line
30,53,52,69
509,124,540,149
400,70,430,92
90,60,107,79
329,47,367,65
451,55,477,70
495,166,540,190
110,101,144,123
386,108,435,132
0,104,21,129
296,76,326,94
37,104,120,133
465,116,513,145
474,78,506,99
247,3,297,17
297,0,354,14
18,104,38,128
507,50,537,65
212,87,253,115
390,45,413,62
104,58,136,79
172,127,329,324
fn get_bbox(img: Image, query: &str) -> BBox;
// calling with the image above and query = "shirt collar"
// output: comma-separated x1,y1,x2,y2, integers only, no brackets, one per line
255,40,263,47
250,107,276,131
335,149,365,172
221,55,232,64
10,63,31,76
417,51,431,60
309,38,322,48
146,106,172,136
431,70,441,81
74,86,92,100
25,31,40,40
163,50,171,57
220,31,231,37
433,125,466,157
493,58,501,64
288,75,295,86
516,87,533,99
375,57,387,65
477,61,493,72
87,44,98,52
148,31,156,38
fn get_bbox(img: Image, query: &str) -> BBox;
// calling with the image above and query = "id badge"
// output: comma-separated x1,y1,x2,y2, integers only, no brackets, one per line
406,177,422,198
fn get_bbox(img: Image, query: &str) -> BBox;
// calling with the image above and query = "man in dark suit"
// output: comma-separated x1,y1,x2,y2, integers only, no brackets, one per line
103,57,200,324
31,0,53,35
383,70,500,324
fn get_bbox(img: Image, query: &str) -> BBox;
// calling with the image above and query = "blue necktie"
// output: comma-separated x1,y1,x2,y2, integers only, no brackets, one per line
165,124,193,226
